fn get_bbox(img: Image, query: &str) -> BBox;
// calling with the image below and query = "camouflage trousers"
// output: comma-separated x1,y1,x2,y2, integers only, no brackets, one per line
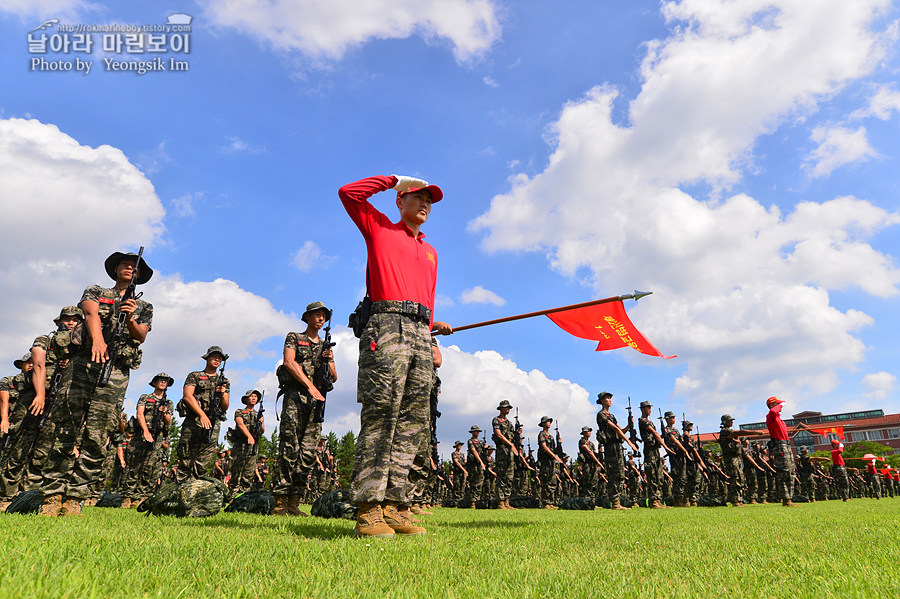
39,358,129,500
770,441,794,501
670,456,686,499
122,437,163,499
643,449,663,502
800,472,816,499
513,459,529,495
271,391,320,495
0,412,40,498
349,312,431,504
867,472,882,499
176,418,220,483
407,428,432,504
580,461,598,497
833,465,849,500
603,442,626,503
229,442,258,494
452,468,466,500
724,455,744,503
464,462,484,504
743,463,758,501
684,460,701,502
538,458,558,505
482,473,496,500
495,445,515,500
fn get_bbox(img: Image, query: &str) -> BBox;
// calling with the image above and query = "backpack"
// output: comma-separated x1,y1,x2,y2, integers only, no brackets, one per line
137,476,230,517
4,490,44,514
310,489,357,520
224,490,275,515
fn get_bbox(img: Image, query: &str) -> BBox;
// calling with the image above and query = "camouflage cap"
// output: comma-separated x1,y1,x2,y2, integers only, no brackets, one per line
201,346,228,360
801,446,809,453
539,416,553,426
682,420,694,429
13,352,32,369
150,372,175,387
596,391,613,404
301,301,333,323
639,400,651,409
469,425,482,433
454,440,463,446
581,426,592,433
497,400,513,410
104,251,153,285
485,445,494,451
53,305,83,324
721,414,734,425
664,411,675,419
241,389,262,404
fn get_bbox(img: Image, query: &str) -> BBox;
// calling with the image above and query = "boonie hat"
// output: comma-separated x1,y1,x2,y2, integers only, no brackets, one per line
105,251,153,285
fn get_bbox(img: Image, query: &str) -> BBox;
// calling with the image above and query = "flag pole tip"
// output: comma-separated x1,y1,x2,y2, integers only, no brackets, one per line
632,290,652,301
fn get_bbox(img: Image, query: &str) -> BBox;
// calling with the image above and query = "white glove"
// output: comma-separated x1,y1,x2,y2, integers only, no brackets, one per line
392,175,428,194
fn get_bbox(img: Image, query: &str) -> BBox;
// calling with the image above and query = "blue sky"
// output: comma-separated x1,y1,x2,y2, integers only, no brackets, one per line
1,0,899,458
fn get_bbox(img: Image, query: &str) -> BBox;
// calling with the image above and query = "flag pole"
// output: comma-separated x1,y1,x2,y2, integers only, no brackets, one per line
433,291,652,335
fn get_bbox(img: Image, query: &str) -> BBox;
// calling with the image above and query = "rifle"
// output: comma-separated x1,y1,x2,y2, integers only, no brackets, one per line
627,396,641,458
205,354,228,443
35,333,66,430
312,312,336,424
98,246,144,388
554,423,576,484
149,389,169,443
429,372,441,446
249,390,265,456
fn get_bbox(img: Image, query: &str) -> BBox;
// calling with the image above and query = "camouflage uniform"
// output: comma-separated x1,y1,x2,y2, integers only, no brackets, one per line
578,435,598,497
176,370,230,483
769,440,794,502
638,416,663,503
798,452,815,499
122,392,172,500
451,445,466,500
597,410,626,503
463,435,485,505
741,441,758,502
350,308,432,505
665,423,686,502
229,405,261,494
272,331,327,496
537,429,558,506
492,415,516,501
718,420,744,504
0,369,35,497
482,450,497,500
40,284,152,501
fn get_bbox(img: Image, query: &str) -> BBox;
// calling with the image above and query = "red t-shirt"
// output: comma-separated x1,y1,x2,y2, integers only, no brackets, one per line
339,176,437,321
765,410,788,441
831,448,844,466
867,462,877,475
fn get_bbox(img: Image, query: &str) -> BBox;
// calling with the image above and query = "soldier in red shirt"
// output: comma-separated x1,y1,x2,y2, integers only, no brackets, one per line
340,175,453,538
765,396,796,507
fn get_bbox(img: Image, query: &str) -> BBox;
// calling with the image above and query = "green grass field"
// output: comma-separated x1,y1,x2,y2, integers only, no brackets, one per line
2,499,898,599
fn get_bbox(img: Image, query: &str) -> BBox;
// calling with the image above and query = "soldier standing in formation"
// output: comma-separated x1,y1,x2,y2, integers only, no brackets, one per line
578,426,601,498
40,251,153,517
638,400,671,509
765,396,796,507
596,392,639,510
229,389,264,494
492,400,518,510
121,373,173,508
272,301,337,517
718,414,763,507
537,416,563,509
176,346,230,484
463,425,486,508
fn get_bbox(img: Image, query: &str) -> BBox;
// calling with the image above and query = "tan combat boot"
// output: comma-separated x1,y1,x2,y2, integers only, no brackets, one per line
782,499,796,507
273,494,289,516
398,505,421,522
60,496,83,517
0,499,11,513
410,504,433,516
121,497,132,509
649,500,665,509
542,503,558,510
610,500,629,511
353,503,395,538
40,494,63,517
287,494,309,517
382,502,426,535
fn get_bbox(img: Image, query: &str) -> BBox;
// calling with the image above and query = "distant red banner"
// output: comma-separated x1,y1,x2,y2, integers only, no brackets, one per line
808,425,844,440
547,300,675,359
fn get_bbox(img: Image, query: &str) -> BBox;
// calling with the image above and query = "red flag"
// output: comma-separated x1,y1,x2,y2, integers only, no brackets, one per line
807,426,844,440
547,300,675,359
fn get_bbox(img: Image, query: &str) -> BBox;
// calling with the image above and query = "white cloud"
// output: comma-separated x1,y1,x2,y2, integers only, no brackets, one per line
483,76,499,87
170,192,200,217
220,135,264,154
292,240,334,272
0,0,88,19
852,85,900,120
805,125,877,177
461,285,506,306
470,1,900,416
862,371,896,400
199,0,501,63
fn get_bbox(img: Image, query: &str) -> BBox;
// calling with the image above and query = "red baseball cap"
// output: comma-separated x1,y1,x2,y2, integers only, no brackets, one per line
398,184,443,203
766,396,783,408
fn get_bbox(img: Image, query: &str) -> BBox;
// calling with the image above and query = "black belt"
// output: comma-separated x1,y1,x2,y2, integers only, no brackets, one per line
370,300,431,323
